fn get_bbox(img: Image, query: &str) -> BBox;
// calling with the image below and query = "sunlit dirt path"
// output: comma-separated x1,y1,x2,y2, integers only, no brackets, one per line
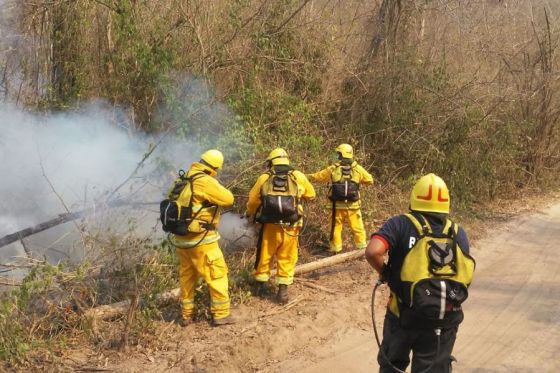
274,201,560,373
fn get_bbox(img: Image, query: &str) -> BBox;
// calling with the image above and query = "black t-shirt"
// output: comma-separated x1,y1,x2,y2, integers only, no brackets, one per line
372,212,470,296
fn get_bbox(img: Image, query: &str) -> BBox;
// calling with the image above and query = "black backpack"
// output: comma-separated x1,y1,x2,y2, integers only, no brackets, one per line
160,171,205,235
330,164,360,202
257,170,300,224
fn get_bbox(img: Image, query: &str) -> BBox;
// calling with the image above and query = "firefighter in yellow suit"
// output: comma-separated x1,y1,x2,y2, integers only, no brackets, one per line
168,149,235,327
308,144,373,254
246,148,316,304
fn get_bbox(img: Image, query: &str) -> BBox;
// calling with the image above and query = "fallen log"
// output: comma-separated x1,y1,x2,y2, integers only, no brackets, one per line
0,210,87,249
2,142,162,250
85,249,366,321
85,288,181,321
0,201,158,249
293,249,365,276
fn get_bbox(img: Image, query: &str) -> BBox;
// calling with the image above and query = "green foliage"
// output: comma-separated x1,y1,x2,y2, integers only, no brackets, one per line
335,49,537,209
226,258,255,305
5,1,560,364
228,88,323,162
108,0,176,129
0,262,87,365
0,298,30,364
0,235,180,366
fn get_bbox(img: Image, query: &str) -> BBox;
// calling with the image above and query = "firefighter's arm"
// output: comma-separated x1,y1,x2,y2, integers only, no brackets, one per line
365,235,388,275
296,171,316,201
307,166,332,183
356,164,374,185
246,174,268,216
201,178,234,208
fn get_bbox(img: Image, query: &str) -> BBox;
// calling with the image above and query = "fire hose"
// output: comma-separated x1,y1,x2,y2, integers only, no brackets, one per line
371,280,443,373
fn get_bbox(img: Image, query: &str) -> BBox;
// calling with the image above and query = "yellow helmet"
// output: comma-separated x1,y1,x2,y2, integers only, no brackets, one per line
410,173,450,214
267,148,290,166
336,143,353,159
200,149,224,170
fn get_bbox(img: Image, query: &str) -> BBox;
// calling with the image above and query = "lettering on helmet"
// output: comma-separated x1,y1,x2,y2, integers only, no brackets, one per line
437,188,449,202
416,184,433,200
417,184,448,203
409,236,416,249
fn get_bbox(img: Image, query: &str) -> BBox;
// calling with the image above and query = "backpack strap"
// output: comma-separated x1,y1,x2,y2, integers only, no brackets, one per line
349,161,360,182
287,170,301,199
259,170,274,195
330,197,336,240
442,218,454,234
447,220,459,254
187,172,212,218
404,213,432,235
256,170,276,224
330,163,344,182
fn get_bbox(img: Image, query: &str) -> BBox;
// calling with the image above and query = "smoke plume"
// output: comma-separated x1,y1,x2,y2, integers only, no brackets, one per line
0,99,255,270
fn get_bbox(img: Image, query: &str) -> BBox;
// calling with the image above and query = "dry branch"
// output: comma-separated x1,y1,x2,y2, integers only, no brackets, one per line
0,201,158,249
0,278,22,286
85,250,365,321
295,278,336,294
0,210,86,249
259,294,305,318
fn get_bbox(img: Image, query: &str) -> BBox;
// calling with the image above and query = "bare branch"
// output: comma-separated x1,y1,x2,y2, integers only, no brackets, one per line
271,0,313,35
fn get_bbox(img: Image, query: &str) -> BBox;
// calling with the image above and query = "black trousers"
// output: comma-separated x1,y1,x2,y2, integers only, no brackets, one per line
378,313,458,373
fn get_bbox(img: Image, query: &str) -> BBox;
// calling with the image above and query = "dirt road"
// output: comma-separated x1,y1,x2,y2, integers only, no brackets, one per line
68,201,560,372
453,201,560,372
275,201,560,373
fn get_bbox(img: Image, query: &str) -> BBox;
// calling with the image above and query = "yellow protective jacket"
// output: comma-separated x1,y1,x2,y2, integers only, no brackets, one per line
247,167,316,226
308,161,373,209
171,162,234,247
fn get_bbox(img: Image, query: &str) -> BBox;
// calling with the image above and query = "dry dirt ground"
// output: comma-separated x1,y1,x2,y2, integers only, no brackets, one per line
65,197,560,373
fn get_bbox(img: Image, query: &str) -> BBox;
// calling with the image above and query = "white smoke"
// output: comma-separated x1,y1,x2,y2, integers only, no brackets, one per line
0,102,180,234
0,97,256,270
0,104,196,265
219,213,257,251
0,2,255,268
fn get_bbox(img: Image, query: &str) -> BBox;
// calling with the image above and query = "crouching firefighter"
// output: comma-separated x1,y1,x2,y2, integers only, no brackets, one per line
160,149,236,327
308,143,373,254
365,173,475,373
246,148,315,304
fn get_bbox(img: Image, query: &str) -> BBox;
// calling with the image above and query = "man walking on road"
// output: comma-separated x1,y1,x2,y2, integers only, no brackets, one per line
308,143,373,254
365,173,475,372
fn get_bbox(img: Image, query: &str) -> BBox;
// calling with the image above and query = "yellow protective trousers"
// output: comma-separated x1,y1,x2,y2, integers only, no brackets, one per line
176,241,230,320
329,208,367,253
254,224,300,285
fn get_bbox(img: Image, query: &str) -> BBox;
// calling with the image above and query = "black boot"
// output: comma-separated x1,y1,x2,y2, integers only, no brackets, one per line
252,281,267,298
276,284,289,305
